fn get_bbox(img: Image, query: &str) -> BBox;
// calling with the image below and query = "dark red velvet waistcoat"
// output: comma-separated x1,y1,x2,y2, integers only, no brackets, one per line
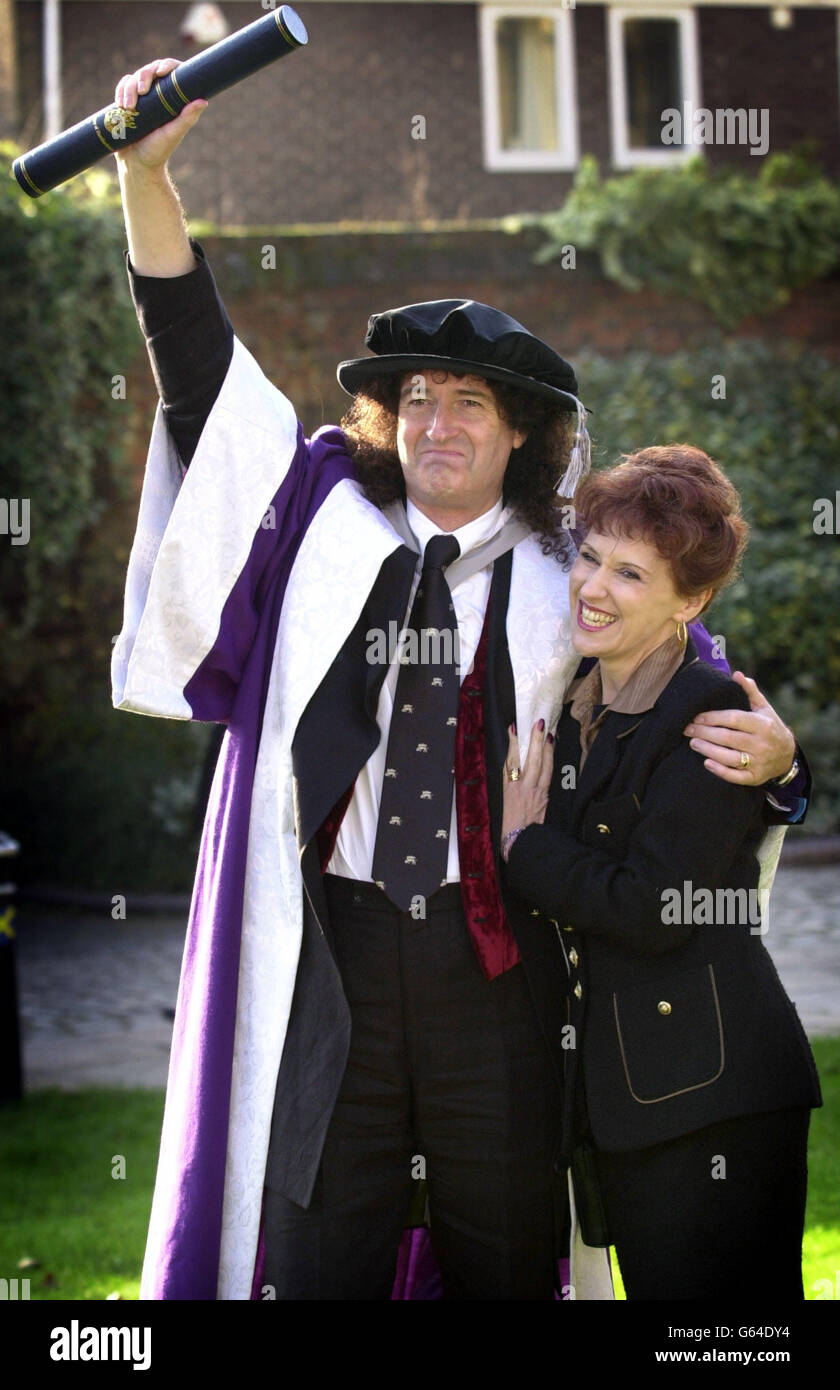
317,611,520,980
453,610,521,979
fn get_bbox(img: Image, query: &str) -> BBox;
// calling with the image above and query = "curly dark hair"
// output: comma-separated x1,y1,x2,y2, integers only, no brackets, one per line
340,371,577,563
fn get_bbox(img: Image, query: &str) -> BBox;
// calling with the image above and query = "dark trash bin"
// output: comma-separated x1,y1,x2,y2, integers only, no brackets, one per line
0,832,22,1102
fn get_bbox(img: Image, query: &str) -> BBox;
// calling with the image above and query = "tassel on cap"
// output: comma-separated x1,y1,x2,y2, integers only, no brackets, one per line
556,398,591,499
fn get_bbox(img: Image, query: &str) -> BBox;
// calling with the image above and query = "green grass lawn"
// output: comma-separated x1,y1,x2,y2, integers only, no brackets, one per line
0,1089,161,1300
798,1035,840,1300
1,1037,838,1301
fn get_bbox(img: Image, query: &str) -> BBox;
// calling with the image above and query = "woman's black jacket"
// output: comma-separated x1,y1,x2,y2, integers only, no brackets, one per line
504,645,822,1155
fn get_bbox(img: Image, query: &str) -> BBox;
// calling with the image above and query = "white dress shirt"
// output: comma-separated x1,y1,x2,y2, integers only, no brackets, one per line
327,496,510,883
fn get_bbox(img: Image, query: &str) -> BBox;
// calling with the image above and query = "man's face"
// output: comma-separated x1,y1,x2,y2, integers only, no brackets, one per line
395,371,526,525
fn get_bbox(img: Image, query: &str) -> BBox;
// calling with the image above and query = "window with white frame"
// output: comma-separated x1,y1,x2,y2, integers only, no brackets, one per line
480,7,579,171
608,8,701,167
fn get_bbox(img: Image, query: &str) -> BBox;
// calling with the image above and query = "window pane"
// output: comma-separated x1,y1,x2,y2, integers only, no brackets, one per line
496,17,558,152
623,18,683,149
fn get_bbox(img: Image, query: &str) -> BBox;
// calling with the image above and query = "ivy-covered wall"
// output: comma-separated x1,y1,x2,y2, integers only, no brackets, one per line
522,155,840,328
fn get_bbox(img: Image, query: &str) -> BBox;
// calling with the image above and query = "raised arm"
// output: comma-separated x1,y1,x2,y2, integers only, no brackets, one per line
113,58,206,277
111,60,306,722
113,59,233,465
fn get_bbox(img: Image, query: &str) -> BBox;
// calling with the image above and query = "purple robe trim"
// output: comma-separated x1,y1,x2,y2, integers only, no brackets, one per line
689,620,729,674
148,426,355,1300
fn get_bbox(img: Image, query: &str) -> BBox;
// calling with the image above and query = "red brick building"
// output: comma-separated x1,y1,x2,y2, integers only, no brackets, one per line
9,1,840,225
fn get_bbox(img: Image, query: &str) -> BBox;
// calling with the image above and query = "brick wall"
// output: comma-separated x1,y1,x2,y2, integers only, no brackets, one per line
16,1,584,221
700,7,840,169
14,2,840,224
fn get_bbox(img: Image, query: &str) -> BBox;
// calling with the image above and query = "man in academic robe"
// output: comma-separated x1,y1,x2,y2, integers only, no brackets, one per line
110,62,809,1300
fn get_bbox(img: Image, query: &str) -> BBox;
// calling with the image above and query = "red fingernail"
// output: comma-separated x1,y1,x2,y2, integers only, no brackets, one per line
538,718,545,732
510,722,516,735
547,733,554,744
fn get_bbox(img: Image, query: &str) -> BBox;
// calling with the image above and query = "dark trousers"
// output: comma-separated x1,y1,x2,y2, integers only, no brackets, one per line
263,875,564,1300
594,1107,811,1300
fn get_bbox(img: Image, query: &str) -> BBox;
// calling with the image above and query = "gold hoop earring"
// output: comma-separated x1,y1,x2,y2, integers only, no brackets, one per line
676,620,688,650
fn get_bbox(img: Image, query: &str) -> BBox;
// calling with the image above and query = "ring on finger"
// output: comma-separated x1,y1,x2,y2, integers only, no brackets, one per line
740,751,751,770
507,767,521,782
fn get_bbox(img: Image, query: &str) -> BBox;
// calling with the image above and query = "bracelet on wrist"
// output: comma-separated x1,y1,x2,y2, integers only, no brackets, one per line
501,826,528,862
771,756,800,789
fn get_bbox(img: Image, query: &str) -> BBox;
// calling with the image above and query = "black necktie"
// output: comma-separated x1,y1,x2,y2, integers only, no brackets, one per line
372,533,461,910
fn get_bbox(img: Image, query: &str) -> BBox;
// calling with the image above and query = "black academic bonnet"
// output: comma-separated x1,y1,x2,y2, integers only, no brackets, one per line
336,298,580,409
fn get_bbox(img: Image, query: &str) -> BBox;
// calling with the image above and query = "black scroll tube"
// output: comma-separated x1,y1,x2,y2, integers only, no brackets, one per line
12,5,307,198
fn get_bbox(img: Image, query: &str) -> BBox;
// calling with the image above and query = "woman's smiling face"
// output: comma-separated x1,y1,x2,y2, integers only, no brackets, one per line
569,529,709,678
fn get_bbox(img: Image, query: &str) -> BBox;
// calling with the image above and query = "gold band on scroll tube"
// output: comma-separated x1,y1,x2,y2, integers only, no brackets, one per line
170,70,190,105
274,7,297,42
16,156,43,195
154,81,178,118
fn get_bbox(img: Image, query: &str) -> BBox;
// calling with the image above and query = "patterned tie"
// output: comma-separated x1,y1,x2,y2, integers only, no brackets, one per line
372,533,461,910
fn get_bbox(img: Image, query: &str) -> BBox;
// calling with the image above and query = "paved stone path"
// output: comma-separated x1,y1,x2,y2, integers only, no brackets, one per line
11,862,840,1090
15,911,183,1090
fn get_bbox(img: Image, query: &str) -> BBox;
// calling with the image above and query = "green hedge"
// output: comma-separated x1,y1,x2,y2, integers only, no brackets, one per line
0,153,136,662
579,340,840,832
0,151,210,891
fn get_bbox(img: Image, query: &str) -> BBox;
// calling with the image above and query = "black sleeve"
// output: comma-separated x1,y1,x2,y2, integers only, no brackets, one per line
763,743,811,826
126,238,234,466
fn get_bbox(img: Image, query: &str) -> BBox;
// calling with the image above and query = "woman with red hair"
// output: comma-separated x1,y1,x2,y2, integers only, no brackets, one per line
501,445,821,1300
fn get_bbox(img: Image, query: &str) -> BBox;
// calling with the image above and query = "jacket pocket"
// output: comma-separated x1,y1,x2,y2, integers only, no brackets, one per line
613,963,725,1104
